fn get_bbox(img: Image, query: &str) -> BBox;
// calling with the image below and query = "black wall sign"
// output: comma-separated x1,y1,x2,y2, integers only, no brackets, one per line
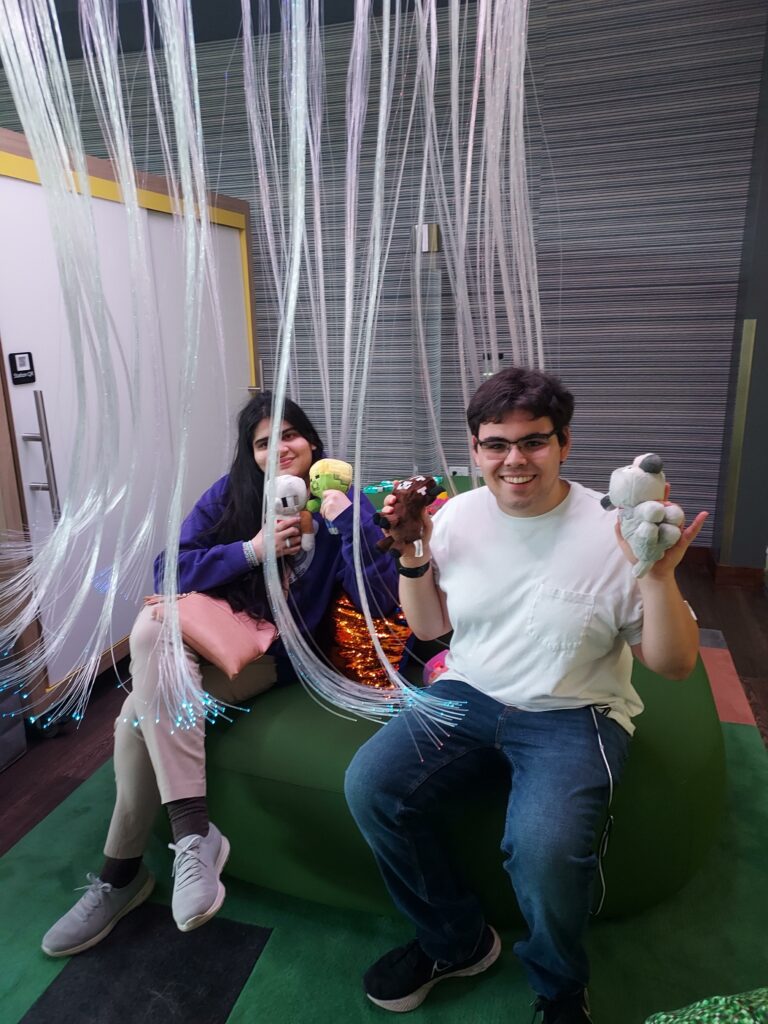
9,352,36,385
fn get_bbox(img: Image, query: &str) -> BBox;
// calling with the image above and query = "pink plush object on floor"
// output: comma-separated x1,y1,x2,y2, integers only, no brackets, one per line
423,650,449,686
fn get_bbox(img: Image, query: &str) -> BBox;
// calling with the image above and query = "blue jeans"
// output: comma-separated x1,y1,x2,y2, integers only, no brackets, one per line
344,678,631,1000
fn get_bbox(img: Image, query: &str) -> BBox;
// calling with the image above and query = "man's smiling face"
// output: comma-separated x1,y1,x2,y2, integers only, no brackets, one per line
472,410,571,517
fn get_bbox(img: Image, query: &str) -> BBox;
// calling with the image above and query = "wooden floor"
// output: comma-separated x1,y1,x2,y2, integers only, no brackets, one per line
0,672,126,857
676,561,768,740
1,563,766,858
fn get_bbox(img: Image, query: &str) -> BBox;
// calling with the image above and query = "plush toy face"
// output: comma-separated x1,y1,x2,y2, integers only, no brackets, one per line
606,452,666,509
274,475,308,515
394,475,441,509
309,458,353,499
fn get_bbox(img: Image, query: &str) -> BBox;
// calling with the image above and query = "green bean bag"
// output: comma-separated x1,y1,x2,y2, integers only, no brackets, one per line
204,657,725,922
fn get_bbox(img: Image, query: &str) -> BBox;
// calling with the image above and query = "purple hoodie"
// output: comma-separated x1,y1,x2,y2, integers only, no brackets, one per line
154,475,399,651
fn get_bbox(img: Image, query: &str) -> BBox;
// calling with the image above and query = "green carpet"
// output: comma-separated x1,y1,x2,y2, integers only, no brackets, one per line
1,723,765,1024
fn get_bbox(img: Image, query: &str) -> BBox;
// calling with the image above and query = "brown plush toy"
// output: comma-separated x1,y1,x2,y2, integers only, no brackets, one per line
373,475,444,558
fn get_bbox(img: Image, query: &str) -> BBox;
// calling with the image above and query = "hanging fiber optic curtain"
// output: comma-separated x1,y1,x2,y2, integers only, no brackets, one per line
243,0,543,471
0,0,255,729
0,0,541,729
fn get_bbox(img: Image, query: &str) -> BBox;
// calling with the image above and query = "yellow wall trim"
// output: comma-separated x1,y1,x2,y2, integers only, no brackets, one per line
0,147,256,381
0,150,246,230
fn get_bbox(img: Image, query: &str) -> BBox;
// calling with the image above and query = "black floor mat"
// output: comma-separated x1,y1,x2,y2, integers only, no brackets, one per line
23,902,271,1024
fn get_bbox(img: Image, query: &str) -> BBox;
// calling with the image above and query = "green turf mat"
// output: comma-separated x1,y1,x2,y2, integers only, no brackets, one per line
0,723,764,1024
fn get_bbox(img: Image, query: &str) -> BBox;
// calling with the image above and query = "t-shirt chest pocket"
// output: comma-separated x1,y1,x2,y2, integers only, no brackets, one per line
525,582,595,653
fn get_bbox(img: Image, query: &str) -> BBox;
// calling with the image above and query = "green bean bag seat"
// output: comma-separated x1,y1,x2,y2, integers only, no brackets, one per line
204,657,726,922
646,989,768,1022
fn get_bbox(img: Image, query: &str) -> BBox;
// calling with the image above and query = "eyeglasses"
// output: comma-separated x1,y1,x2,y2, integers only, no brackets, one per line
474,429,558,458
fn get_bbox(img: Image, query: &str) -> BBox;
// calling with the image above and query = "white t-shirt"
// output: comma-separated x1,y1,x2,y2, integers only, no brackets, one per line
429,480,645,734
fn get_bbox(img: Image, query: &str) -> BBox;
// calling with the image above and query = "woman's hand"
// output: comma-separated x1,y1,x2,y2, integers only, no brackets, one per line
250,516,303,561
319,489,352,521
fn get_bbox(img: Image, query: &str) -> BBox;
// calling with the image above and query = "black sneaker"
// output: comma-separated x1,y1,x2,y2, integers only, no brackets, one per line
363,925,501,1012
532,990,592,1024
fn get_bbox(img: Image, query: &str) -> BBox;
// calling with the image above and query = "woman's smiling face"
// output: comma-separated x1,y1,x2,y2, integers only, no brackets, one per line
252,418,316,481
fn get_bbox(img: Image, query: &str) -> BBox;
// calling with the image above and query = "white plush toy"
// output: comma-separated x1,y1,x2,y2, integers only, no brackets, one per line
274,476,315,552
601,453,685,578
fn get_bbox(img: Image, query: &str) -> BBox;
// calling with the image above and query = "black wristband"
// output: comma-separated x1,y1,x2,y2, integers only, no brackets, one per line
397,560,431,578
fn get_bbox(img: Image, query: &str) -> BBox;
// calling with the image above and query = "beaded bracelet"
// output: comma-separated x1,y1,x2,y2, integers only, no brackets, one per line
243,540,261,570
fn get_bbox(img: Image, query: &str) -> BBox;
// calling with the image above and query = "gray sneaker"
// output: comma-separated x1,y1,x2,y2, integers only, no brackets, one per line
41,866,154,957
169,823,230,932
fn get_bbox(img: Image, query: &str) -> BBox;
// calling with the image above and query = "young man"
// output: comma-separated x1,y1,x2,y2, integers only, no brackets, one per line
344,367,706,1024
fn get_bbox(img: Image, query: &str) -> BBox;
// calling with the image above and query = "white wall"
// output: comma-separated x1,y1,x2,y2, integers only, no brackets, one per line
0,171,251,686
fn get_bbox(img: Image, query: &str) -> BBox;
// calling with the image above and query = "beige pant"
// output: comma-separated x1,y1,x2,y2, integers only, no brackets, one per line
103,605,277,859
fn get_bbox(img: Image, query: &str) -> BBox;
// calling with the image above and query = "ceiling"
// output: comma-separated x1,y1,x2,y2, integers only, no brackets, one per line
51,0,452,60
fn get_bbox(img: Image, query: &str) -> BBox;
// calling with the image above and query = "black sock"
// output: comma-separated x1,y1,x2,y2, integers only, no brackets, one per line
100,856,143,889
165,796,209,844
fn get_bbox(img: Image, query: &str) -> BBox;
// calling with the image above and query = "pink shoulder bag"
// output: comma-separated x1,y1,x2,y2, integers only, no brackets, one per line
144,592,277,679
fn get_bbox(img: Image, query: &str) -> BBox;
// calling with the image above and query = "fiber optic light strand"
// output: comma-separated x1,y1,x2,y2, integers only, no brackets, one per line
0,0,540,734
0,0,137,720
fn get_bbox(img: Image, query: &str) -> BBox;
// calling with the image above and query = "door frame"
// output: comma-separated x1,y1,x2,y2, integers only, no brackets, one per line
0,332,47,695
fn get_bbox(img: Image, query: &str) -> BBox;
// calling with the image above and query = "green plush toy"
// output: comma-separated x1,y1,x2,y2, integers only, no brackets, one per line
306,458,353,533
306,458,353,511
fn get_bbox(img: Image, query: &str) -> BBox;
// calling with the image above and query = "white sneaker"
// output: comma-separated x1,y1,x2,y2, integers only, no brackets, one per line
42,866,154,957
169,823,230,932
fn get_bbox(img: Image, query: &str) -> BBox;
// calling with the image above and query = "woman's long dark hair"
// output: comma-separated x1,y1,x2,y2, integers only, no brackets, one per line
206,391,324,617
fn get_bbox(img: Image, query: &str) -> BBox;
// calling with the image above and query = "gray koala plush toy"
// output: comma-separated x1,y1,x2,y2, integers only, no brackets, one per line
601,453,684,579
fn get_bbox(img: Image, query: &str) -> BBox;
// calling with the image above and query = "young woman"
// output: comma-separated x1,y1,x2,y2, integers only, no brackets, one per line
42,392,398,956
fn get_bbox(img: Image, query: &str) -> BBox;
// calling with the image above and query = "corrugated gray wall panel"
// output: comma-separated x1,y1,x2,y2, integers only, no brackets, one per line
533,0,767,535
0,0,765,545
